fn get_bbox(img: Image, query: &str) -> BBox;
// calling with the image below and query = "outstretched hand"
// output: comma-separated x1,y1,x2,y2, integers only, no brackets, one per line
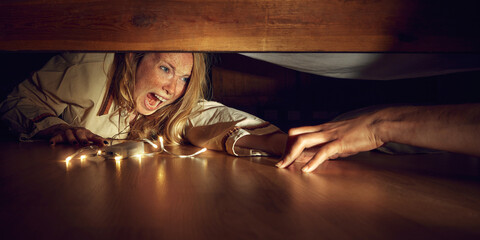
277,113,385,173
36,124,108,146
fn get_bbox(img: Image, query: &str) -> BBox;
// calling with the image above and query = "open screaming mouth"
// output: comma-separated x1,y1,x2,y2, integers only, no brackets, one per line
145,93,167,110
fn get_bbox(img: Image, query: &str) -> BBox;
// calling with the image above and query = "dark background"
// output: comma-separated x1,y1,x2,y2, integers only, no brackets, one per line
211,53,480,131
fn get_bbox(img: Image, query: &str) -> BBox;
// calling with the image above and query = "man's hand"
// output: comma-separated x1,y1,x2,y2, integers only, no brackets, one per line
277,104,480,173
277,113,385,172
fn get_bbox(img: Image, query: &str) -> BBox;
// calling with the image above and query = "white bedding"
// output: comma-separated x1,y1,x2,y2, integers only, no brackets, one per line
240,53,480,80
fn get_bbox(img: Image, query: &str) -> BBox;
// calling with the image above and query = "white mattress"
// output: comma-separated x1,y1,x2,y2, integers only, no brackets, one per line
240,53,480,80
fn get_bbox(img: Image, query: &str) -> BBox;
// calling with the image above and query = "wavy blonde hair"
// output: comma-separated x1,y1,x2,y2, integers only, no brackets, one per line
108,52,208,144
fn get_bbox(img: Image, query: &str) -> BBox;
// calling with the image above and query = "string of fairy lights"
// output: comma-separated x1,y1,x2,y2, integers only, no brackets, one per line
64,136,207,165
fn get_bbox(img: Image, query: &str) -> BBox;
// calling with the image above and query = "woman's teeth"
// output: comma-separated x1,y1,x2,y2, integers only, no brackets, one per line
154,94,166,103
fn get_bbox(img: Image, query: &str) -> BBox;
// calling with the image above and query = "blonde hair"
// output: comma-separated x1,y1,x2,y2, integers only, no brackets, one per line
108,52,209,144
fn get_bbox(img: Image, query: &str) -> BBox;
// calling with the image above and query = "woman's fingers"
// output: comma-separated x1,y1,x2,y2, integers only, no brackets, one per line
277,131,334,168
74,128,89,145
86,131,107,146
64,129,79,145
49,134,65,146
47,126,106,147
73,128,106,146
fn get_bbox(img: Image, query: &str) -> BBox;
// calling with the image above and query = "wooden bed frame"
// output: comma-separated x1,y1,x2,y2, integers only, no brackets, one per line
1,0,479,52
1,0,480,132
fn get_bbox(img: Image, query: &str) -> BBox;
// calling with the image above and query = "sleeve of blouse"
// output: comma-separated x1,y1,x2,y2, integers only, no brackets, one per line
184,100,283,156
0,53,103,140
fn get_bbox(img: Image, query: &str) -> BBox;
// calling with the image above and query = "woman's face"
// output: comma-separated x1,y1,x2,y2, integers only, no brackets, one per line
134,52,193,115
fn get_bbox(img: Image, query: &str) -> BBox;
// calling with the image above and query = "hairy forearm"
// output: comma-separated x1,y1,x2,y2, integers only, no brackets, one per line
373,104,480,156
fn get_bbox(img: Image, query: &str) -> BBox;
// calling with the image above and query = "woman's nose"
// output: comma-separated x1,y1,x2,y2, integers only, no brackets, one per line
162,77,177,96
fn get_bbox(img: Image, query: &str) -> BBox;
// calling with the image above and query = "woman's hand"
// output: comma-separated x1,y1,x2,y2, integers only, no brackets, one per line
277,113,385,173
36,124,108,146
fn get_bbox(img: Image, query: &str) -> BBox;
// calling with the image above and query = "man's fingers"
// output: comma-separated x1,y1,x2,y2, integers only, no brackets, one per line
288,122,342,137
302,141,341,173
339,152,355,158
277,137,307,168
278,131,334,168
288,125,324,137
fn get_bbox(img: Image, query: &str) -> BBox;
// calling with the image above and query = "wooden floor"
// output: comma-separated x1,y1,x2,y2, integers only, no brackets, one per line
1,140,480,239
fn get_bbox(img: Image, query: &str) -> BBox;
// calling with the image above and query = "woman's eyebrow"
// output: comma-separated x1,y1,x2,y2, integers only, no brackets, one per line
161,61,176,72
163,61,191,77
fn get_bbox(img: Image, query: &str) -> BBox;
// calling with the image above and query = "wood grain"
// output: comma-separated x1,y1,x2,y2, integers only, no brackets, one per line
0,0,479,52
1,141,480,239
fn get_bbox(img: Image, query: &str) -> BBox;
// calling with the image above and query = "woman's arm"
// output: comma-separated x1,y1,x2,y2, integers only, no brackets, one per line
235,132,287,156
0,53,110,145
278,104,480,172
185,100,285,156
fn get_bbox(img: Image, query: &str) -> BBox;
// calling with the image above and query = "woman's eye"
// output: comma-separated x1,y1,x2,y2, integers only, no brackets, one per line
181,77,190,83
160,66,169,73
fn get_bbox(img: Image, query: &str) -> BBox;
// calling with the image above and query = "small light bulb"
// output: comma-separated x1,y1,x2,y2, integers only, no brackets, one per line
65,156,72,163
114,155,122,161
135,154,142,164
97,150,102,156
80,155,86,161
